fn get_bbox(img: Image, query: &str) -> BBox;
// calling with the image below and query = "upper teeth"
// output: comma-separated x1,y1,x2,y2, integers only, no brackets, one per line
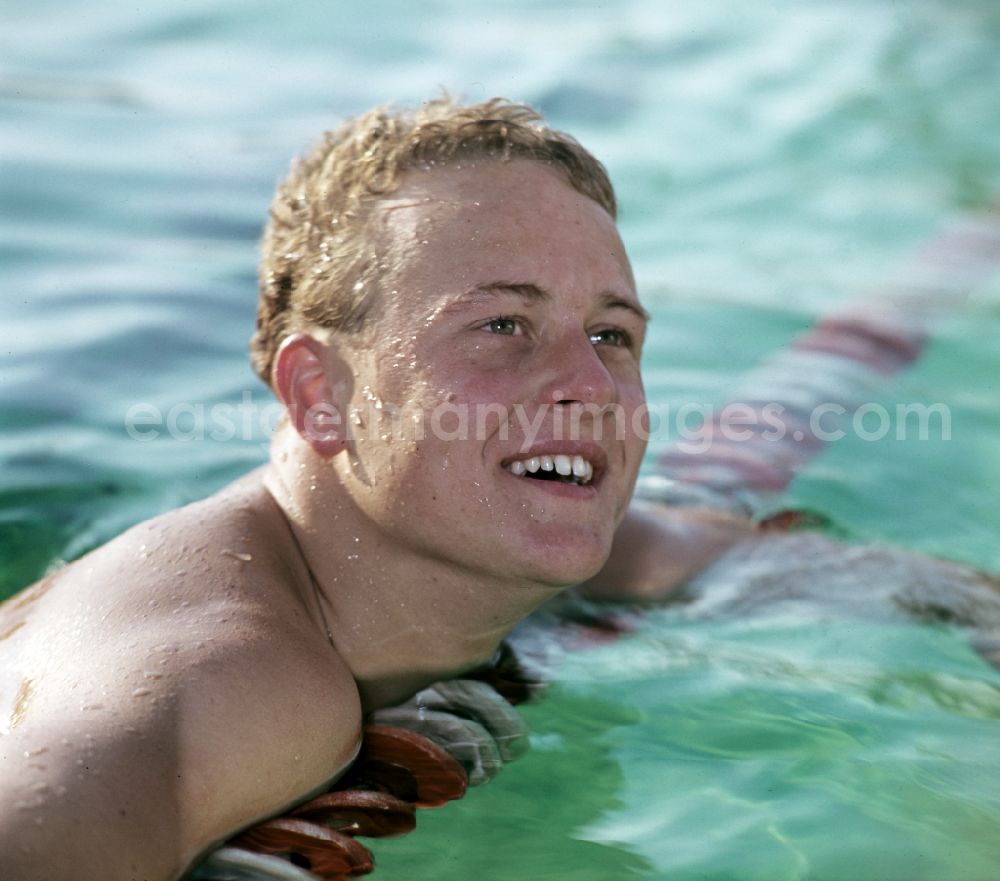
506,454,594,483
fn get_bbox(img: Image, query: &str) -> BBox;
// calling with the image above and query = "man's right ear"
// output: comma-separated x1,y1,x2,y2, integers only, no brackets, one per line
273,334,348,459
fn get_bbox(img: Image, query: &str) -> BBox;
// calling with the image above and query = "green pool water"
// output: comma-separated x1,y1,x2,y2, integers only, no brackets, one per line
3,1,1000,879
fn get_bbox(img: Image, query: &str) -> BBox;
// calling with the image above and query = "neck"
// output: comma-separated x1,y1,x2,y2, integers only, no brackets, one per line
263,439,561,710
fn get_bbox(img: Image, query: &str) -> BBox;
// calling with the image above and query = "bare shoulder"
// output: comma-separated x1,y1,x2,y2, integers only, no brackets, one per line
0,471,361,881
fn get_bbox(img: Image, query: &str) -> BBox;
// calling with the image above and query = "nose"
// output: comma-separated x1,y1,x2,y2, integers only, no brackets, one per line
537,332,617,410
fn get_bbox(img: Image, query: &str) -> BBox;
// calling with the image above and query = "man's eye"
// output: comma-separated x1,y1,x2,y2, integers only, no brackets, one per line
486,316,519,335
590,328,632,348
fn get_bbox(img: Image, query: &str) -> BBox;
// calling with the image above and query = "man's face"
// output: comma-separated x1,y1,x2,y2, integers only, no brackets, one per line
329,160,648,587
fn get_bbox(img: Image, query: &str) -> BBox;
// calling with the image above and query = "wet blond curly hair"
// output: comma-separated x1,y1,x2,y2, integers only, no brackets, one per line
250,96,617,386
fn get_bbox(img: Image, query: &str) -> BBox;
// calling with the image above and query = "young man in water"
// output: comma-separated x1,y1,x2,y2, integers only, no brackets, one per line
0,98,751,880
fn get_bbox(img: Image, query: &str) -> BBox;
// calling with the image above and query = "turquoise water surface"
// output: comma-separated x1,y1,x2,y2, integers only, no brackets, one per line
3,1,1000,879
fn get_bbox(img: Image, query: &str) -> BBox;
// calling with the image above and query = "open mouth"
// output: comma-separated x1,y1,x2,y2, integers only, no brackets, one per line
503,453,595,486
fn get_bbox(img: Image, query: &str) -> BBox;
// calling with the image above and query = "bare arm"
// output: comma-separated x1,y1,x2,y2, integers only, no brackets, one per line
0,622,361,881
577,501,757,603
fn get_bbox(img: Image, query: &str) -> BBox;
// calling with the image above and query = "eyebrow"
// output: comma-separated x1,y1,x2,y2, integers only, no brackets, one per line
452,281,651,323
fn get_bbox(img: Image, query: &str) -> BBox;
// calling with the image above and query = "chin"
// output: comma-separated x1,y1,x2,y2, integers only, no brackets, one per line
521,538,612,588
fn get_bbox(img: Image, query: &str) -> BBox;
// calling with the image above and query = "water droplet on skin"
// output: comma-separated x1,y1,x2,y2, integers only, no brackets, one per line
221,550,253,562
346,554,359,561
132,688,152,698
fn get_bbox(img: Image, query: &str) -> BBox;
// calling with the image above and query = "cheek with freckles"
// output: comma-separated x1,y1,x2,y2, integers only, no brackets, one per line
404,365,522,445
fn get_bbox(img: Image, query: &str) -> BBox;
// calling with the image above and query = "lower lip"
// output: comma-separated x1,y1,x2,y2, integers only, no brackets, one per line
501,467,601,499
